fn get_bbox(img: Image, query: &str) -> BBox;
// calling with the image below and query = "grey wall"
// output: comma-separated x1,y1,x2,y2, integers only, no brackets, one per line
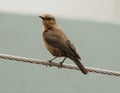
0,13,120,93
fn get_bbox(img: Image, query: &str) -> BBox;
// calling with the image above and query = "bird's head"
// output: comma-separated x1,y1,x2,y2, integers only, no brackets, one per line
39,14,57,28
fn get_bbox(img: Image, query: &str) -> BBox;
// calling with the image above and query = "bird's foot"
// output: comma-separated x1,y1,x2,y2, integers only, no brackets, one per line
58,61,63,68
58,57,67,68
47,60,53,67
47,57,57,67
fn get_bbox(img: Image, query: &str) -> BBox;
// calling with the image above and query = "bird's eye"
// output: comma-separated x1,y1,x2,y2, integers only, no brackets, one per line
46,17,52,20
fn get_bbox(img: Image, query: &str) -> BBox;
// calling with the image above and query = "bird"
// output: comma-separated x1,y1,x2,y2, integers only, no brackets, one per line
39,14,88,74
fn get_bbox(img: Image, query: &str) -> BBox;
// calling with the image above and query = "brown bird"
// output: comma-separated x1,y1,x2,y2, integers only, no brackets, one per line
39,14,88,74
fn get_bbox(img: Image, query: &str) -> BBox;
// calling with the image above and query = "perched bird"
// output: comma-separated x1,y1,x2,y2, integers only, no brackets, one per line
39,14,88,74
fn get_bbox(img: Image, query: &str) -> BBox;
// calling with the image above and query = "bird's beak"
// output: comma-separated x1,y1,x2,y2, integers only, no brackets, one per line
39,16,44,20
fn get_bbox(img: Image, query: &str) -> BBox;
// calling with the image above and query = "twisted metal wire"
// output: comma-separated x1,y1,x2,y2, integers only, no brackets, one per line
0,53,120,76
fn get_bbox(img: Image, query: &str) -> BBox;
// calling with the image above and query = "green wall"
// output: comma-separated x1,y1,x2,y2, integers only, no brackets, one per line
0,13,120,93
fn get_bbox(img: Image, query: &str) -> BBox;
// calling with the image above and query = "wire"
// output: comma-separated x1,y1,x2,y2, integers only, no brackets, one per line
0,53,120,76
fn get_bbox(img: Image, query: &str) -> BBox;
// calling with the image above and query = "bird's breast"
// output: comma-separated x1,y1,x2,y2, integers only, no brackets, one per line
43,37,64,57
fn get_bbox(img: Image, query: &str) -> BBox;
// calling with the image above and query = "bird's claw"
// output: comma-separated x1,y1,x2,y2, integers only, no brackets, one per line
47,60,52,67
58,62,63,68
48,59,52,62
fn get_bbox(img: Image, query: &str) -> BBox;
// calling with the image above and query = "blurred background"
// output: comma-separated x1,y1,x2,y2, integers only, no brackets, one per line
0,0,120,93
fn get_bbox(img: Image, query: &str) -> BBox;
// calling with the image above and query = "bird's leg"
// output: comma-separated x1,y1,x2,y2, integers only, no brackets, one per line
48,57,57,66
59,57,67,68
48,56,57,62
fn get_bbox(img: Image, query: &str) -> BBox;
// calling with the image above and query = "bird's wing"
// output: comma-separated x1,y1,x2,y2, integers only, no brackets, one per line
67,40,81,59
44,31,81,59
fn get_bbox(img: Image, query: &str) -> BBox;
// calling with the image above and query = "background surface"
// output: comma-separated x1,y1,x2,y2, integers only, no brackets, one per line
0,13,120,93
0,0,120,23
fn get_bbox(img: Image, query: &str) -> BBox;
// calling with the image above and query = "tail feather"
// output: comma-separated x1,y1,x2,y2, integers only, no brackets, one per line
69,56,88,74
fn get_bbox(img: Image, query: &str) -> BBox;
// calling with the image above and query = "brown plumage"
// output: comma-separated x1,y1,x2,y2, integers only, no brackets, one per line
39,14,88,74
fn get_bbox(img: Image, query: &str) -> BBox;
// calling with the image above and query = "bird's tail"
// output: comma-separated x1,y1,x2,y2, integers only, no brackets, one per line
69,56,88,74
